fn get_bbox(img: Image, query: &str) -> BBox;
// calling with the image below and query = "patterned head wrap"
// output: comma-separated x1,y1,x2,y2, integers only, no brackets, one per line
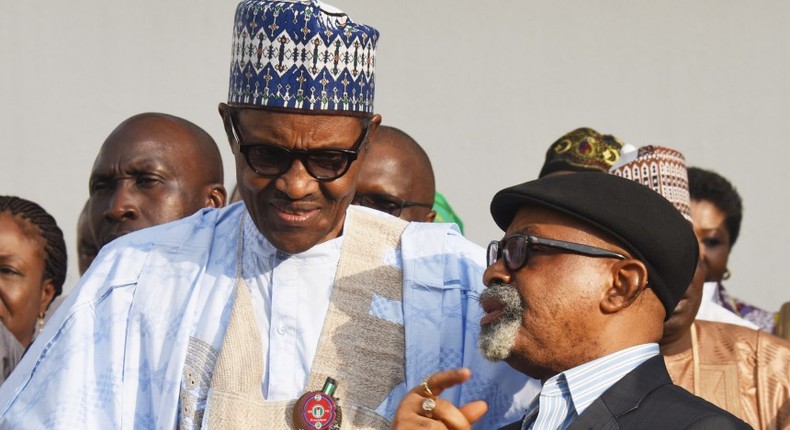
228,0,378,114
610,145,692,222
539,128,634,178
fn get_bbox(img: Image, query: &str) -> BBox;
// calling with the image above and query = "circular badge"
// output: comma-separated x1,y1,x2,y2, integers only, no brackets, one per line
299,392,337,429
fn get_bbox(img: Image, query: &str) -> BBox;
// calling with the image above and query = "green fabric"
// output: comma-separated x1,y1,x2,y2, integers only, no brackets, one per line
433,192,464,234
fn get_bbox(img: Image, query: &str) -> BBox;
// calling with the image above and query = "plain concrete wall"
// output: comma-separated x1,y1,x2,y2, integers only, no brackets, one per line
1,1,787,311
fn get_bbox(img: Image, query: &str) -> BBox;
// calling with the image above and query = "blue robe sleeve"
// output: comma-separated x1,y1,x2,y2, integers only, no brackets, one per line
0,241,146,429
0,209,229,430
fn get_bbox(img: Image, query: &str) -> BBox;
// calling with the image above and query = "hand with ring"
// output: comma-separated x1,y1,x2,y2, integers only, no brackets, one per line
390,368,488,430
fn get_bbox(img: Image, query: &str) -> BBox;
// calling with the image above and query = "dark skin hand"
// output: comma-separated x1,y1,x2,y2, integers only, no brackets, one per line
391,368,488,430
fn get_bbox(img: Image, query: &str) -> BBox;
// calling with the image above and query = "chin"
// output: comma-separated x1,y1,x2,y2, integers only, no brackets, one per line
478,318,519,362
268,235,320,254
254,218,321,253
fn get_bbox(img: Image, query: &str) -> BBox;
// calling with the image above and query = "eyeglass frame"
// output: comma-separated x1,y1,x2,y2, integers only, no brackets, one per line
487,233,627,271
352,192,434,217
224,107,371,181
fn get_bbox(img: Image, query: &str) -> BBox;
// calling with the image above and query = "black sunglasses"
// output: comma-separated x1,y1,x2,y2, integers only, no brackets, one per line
228,112,369,181
352,192,434,217
487,234,626,271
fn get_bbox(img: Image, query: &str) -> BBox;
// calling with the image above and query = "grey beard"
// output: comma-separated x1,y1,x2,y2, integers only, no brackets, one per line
478,283,523,361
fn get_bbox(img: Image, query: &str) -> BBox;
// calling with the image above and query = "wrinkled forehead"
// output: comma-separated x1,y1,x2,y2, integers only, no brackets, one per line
93,121,208,171
91,139,180,173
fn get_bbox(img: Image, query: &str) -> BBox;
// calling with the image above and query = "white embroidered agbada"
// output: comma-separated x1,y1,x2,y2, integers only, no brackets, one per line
0,203,537,429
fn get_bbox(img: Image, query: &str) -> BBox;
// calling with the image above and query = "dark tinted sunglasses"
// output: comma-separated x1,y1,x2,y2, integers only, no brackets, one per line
352,192,434,217
487,234,626,271
229,112,369,181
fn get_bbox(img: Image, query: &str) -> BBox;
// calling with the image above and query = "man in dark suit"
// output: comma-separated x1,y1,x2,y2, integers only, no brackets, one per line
391,173,750,429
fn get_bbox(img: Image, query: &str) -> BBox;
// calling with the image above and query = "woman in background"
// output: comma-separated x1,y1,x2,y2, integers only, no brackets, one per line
688,167,776,333
0,196,66,384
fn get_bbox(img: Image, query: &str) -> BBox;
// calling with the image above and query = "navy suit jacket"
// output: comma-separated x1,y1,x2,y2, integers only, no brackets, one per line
498,355,751,430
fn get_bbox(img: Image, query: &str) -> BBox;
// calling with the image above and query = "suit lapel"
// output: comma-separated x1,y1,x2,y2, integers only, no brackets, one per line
567,399,619,430
497,419,523,430
504,356,673,430
567,355,672,430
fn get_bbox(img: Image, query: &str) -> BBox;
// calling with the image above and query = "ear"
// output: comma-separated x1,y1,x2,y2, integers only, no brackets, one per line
425,209,437,223
600,259,649,315
218,102,237,151
362,114,382,152
38,279,56,314
205,184,227,208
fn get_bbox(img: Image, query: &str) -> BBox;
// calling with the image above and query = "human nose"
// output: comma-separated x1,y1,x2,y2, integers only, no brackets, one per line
696,238,709,264
483,257,511,287
274,157,317,200
103,182,140,222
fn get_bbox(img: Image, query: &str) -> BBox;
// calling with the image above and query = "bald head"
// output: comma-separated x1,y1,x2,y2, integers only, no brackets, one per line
105,113,224,183
88,113,226,249
355,126,436,222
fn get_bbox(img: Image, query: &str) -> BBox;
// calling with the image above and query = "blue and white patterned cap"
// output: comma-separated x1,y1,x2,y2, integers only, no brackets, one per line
228,0,379,114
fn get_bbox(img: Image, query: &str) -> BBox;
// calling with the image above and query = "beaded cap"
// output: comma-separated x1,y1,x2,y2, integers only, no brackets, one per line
228,0,378,114
539,128,633,178
610,145,692,222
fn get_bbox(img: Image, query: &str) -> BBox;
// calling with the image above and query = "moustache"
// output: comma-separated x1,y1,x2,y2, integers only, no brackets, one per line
479,283,524,317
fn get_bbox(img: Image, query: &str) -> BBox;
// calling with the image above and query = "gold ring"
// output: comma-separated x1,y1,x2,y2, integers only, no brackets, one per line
421,377,435,398
421,397,436,418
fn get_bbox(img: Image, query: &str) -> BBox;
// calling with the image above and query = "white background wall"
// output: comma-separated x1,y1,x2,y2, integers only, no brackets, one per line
1,1,787,311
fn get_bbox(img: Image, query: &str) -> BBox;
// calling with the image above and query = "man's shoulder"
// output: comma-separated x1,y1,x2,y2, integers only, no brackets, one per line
697,319,790,355
398,216,486,289
498,384,750,430
401,217,483,256
631,383,750,429
94,204,243,262
347,204,484,264
605,357,750,429
112,203,244,247
696,319,758,340
82,204,244,289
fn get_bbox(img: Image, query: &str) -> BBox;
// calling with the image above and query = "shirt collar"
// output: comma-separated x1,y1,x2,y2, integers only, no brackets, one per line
522,343,659,429
561,343,659,415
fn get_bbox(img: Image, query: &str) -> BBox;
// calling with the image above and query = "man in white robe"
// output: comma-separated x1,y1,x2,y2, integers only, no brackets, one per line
0,1,537,429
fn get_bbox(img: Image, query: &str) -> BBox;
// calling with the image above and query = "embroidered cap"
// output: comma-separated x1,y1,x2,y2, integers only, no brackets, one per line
228,0,379,114
609,146,692,222
539,128,635,178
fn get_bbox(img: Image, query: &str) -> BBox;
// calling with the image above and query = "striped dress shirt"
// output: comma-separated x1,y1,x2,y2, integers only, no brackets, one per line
521,343,660,430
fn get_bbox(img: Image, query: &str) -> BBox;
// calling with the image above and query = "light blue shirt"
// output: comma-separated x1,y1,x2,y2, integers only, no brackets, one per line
522,343,659,430
0,203,539,429
241,215,344,400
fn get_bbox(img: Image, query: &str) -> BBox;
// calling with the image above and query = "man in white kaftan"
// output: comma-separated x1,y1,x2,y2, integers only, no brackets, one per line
0,203,536,429
0,1,540,427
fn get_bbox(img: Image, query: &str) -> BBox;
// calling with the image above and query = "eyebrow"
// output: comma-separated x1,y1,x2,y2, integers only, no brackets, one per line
696,227,726,234
0,254,26,265
90,158,173,179
510,225,541,237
